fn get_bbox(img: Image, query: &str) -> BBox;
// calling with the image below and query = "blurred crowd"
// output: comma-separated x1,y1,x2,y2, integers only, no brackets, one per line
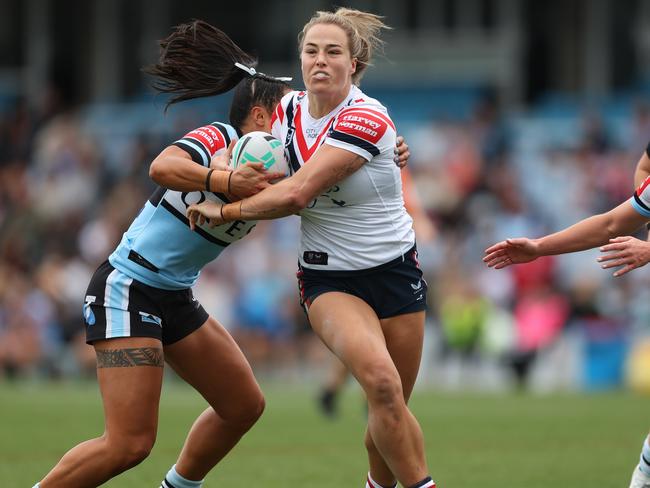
2,86,650,392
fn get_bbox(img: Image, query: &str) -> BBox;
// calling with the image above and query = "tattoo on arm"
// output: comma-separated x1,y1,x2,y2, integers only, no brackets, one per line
96,348,164,368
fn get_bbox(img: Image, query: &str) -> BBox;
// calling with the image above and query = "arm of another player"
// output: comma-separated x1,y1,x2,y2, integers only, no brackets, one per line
187,144,365,228
483,200,648,269
149,144,285,198
598,236,650,277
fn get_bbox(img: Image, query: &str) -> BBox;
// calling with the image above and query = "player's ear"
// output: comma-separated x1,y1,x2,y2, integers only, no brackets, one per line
251,106,271,129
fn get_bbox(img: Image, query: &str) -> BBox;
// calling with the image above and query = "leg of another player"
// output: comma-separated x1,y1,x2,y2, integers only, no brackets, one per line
161,316,265,485
308,293,433,488
318,355,349,418
38,337,164,488
629,433,650,488
365,311,426,488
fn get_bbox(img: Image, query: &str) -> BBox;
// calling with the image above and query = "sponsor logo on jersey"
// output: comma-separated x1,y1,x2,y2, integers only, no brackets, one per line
184,125,225,156
334,109,389,144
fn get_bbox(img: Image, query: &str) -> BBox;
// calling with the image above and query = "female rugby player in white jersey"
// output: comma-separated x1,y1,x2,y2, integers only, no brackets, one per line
188,9,435,488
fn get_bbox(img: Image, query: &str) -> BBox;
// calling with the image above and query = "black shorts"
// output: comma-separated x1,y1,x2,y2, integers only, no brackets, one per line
83,261,209,345
297,245,428,319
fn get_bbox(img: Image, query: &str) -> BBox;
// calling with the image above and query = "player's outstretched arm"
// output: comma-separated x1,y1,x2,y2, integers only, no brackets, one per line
483,238,540,268
598,236,650,276
484,201,648,269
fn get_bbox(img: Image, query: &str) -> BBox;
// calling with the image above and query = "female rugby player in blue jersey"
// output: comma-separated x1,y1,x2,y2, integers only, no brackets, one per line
188,9,435,488
32,22,291,488
33,20,411,488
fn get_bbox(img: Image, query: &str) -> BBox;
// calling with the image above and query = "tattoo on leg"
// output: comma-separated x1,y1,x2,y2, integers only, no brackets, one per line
96,348,164,368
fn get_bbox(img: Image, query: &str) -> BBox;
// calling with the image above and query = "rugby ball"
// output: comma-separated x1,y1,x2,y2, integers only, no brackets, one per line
230,131,290,180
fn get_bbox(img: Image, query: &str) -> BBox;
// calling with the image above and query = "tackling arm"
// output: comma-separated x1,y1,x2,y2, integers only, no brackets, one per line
186,144,366,227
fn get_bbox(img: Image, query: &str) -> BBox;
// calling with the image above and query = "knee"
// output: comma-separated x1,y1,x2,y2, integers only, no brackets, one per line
362,368,404,410
223,391,266,431
240,392,266,428
107,433,156,470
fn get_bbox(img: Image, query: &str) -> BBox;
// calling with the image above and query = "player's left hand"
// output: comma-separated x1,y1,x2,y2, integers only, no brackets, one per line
597,235,650,276
394,135,410,168
187,201,225,230
483,237,540,269
209,145,231,171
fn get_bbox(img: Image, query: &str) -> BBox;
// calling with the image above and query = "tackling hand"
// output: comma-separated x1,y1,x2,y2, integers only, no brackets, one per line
187,201,226,230
483,237,540,269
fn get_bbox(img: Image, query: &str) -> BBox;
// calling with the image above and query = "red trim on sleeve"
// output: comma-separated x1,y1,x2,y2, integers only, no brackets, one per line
184,125,225,156
636,176,650,197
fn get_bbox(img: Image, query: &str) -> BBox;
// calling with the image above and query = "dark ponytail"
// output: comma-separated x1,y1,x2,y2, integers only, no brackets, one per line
143,20,257,108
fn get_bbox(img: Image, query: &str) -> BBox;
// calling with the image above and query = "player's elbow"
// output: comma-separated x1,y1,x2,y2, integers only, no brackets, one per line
285,186,313,212
148,158,169,185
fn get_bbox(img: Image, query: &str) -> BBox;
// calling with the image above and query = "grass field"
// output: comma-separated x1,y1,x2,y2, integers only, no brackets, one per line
1,380,648,487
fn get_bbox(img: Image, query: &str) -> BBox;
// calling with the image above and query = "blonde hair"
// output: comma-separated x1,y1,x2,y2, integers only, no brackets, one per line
298,8,390,85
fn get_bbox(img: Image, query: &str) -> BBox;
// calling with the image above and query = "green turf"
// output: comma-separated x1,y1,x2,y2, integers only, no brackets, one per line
1,380,648,487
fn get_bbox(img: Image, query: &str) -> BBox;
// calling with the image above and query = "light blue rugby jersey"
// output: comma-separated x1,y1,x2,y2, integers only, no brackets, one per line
109,122,257,290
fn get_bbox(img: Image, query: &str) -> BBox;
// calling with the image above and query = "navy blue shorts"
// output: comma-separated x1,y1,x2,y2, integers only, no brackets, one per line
83,261,209,345
297,245,428,319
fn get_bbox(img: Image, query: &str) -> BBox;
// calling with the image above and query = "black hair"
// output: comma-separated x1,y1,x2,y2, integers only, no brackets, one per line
144,19,291,127
229,76,291,130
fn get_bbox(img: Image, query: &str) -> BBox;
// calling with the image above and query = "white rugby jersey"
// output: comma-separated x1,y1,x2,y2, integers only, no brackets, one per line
271,86,415,271
109,122,257,290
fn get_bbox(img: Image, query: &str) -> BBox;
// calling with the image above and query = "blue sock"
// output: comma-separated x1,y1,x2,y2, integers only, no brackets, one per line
640,437,650,476
161,465,204,488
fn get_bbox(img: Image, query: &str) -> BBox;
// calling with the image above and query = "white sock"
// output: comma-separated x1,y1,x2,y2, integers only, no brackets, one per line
366,472,397,488
32,484,40,488
640,436,650,476
161,464,204,488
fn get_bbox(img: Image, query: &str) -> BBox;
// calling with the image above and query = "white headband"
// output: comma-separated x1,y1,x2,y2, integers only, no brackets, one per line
234,62,292,82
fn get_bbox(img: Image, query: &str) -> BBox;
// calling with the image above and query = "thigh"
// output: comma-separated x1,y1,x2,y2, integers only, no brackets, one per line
308,292,398,386
163,316,262,418
380,311,425,401
94,337,164,438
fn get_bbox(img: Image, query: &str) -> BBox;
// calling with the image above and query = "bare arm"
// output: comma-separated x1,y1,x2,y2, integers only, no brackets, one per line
149,146,223,191
149,144,285,198
186,144,365,228
483,201,648,269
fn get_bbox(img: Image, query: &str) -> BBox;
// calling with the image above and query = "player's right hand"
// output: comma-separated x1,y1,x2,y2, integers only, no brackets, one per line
229,162,286,199
483,237,540,269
